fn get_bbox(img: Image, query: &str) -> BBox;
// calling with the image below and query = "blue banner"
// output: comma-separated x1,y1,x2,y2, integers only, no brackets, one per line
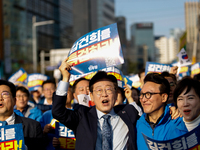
8,68,28,86
191,63,200,77
67,23,124,75
27,73,49,91
145,62,172,75
143,125,200,150
0,124,26,150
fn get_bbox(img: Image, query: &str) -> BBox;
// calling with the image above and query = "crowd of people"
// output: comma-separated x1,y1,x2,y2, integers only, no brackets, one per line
0,59,200,150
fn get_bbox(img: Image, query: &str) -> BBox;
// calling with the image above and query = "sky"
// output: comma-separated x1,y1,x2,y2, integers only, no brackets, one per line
115,0,191,40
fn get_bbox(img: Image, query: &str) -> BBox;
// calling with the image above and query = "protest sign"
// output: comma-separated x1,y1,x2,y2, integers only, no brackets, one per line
191,63,200,77
67,23,124,75
8,68,27,86
0,124,26,150
145,62,171,75
102,66,132,88
142,125,200,150
123,75,133,89
177,66,191,80
27,73,49,91
128,74,141,89
177,48,192,67
54,121,76,150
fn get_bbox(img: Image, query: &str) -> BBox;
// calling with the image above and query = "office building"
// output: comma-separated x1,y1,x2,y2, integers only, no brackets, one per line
73,0,115,41
130,22,155,70
2,0,73,75
155,36,177,64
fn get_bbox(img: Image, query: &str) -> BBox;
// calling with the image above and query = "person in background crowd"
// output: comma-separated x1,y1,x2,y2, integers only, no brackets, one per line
138,68,145,91
40,85,75,150
114,84,143,116
131,86,141,107
39,79,56,105
114,86,125,106
37,79,56,112
136,73,180,150
161,71,177,104
166,77,200,139
52,59,140,150
14,86,43,122
29,87,43,105
0,79,45,150
71,77,90,108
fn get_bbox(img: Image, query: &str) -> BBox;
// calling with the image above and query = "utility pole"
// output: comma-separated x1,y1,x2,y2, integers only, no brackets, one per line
32,16,54,73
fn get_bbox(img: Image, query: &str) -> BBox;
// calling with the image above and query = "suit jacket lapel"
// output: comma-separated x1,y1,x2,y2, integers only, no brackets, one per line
14,114,25,131
88,107,98,146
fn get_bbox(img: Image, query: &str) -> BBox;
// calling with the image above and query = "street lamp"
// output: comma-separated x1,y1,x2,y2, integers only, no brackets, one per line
32,16,54,73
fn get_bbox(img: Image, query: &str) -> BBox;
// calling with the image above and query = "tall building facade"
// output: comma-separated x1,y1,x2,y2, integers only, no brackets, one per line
116,16,128,74
2,0,73,75
155,36,177,64
185,1,199,61
73,0,115,41
130,23,155,70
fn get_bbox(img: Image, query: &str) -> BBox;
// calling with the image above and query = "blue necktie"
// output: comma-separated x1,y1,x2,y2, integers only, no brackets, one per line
102,115,112,150
0,121,7,126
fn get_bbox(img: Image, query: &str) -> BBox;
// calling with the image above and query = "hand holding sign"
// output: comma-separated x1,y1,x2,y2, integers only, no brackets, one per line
59,57,72,82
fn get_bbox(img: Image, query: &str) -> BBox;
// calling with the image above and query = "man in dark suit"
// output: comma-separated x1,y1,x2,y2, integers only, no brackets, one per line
52,58,139,150
0,80,44,150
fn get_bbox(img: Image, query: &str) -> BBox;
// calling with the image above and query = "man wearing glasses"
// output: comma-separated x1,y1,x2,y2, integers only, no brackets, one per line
52,58,141,150
136,73,179,150
0,80,44,150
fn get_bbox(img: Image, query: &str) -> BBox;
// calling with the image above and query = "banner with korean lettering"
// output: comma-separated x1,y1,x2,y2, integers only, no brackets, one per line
177,66,191,80
67,23,124,75
0,123,26,150
69,66,131,88
102,66,132,88
8,68,27,86
142,125,200,150
27,73,49,91
54,121,76,150
145,62,172,75
191,63,200,77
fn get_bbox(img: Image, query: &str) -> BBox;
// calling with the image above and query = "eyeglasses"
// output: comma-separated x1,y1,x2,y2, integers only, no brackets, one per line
140,92,162,99
0,91,11,100
16,95,28,98
93,87,115,95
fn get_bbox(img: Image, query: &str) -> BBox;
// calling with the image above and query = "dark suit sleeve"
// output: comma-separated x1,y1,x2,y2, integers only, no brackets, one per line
52,93,80,130
22,118,45,150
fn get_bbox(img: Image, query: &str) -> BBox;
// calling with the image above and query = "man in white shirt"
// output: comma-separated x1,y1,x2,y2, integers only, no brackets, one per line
52,59,140,150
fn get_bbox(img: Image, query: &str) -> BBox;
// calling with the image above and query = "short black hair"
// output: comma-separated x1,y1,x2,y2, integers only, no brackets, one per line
161,71,177,83
118,87,125,100
16,86,30,97
144,73,170,100
174,76,200,107
0,79,16,97
42,79,56,88
131,86,140,95
89,71,118,93
72,78,90,93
